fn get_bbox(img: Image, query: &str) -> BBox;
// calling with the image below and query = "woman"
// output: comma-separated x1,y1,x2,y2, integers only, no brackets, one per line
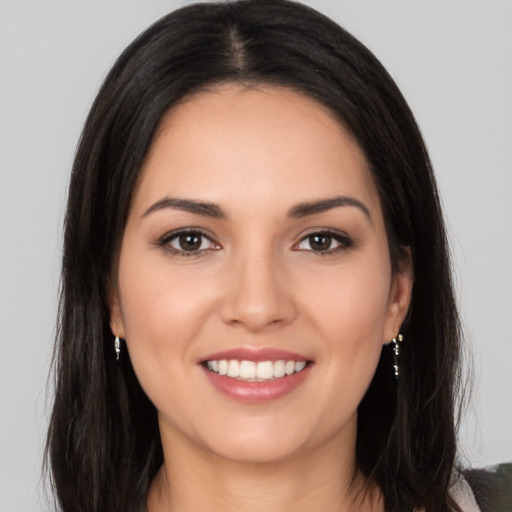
45,1,475,510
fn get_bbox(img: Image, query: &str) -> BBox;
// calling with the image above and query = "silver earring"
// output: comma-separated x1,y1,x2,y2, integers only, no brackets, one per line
392,333,403,380
115,336,121,361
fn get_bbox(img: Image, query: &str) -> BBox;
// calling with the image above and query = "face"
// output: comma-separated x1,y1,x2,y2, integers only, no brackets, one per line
110,85,411,464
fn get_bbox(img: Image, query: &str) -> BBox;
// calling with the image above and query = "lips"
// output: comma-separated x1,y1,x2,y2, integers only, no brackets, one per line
199,347,312,403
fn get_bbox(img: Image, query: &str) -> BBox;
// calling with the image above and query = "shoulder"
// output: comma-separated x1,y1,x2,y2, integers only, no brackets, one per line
460,462,512,512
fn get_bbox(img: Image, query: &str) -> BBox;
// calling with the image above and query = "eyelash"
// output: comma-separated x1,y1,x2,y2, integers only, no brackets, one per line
156,228,353,257
294,229,353,255
156,229,220,257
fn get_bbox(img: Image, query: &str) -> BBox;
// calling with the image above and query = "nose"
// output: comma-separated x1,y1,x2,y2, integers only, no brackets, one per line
219,248,297,333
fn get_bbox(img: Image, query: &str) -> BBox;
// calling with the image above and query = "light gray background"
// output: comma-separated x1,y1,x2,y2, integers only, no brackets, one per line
1,1,511,510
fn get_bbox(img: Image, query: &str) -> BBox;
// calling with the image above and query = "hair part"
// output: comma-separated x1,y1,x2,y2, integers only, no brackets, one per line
46,2,464,511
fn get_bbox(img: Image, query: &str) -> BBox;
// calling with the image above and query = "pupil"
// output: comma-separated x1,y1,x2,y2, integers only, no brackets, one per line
310,234,331,251
179,234,201,251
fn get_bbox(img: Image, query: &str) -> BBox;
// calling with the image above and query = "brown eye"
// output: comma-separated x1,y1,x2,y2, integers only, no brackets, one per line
159,230,219,255
178,233,203,251
295,230,353,254
308,233,332,251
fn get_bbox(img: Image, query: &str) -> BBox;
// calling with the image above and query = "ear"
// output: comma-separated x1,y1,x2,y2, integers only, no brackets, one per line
107,286,126,340
383,250,413,343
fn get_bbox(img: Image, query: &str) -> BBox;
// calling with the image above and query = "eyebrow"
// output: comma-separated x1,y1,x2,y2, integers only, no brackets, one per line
142,195,371,222
288,196,372,222
142,197,226,219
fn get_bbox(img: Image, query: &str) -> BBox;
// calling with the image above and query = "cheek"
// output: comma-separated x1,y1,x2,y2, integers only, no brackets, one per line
297,253,392,389
303,254,392,339
116,251,215,390
118,243,214,331
116,264,217,440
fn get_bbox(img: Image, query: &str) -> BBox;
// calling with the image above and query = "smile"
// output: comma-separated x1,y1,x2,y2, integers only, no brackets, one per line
206,359,308,381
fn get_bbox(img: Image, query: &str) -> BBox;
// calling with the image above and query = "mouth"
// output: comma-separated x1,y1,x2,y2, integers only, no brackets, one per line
199,348,313,403
204,359,308,382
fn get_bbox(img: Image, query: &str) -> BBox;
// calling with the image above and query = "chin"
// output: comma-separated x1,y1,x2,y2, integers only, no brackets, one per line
209,437,306,465
183,415,312,465
195,412,348,466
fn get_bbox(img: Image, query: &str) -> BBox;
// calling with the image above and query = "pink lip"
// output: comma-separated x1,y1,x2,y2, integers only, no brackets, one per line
200,347,309,363
202,364,312,403
198,347,313,404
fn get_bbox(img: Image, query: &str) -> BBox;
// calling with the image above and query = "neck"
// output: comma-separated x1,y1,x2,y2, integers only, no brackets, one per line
147,420,383,512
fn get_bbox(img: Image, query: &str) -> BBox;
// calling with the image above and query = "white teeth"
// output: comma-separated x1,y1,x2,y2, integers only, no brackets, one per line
227,360,239,377
218,360,228,376
256,361,274,379
239,360,256,379
273,360,286,378
295,361,307,372
206,359,308,380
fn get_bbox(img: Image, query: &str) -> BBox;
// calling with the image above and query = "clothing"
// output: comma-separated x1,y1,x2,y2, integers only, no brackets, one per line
418,463,512,512
451,476,481,512
462,463,512,512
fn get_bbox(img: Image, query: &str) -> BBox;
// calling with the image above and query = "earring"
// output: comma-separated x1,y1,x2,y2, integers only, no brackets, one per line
392,333,403,380
115,336,121,361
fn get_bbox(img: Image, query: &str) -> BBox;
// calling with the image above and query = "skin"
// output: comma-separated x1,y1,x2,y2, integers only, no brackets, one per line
110,85,412,512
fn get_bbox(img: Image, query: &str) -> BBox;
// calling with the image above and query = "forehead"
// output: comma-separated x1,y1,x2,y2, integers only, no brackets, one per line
133,85,381,219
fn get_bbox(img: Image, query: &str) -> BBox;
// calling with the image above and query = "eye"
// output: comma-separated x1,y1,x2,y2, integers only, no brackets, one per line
158,229,219,255
295,230,353,253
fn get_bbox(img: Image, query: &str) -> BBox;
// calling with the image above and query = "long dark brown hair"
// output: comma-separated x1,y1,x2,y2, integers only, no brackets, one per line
46,1,464,511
